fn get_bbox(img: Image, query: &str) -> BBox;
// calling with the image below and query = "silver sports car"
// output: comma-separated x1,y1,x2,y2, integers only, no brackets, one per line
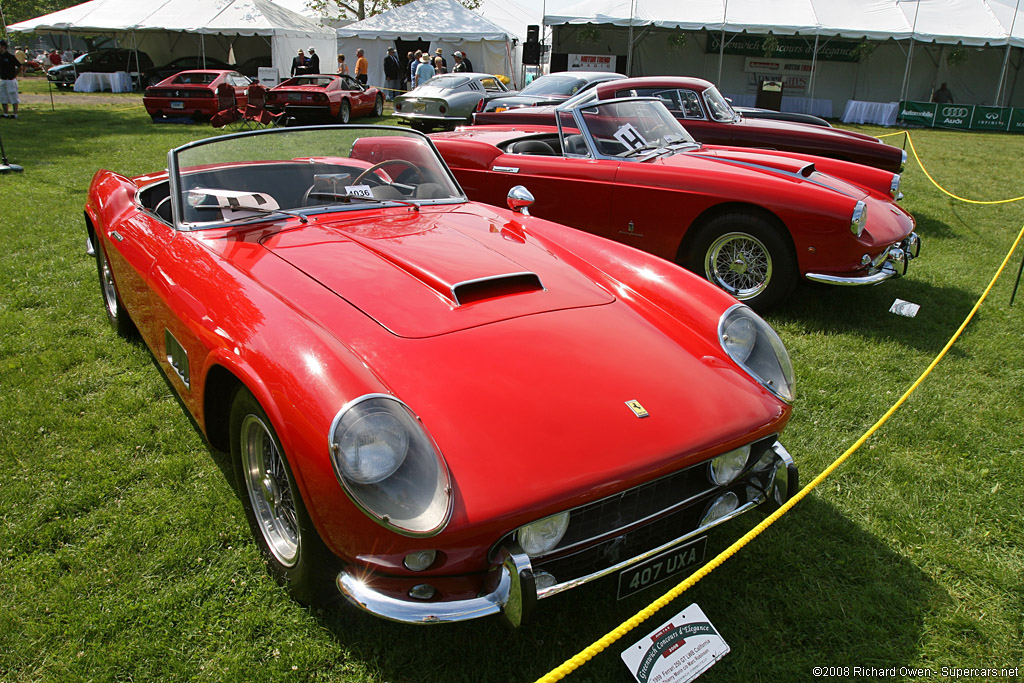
393,72,513,131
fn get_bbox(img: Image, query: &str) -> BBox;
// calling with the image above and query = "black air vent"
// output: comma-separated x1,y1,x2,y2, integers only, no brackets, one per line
451,272,544,306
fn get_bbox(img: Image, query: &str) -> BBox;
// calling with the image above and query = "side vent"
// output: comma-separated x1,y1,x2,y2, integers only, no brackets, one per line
165,330,190,389
451,272,545,306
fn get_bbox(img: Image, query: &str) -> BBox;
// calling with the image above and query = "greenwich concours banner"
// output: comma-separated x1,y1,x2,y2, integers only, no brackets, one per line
706,33,862,63
898,101,1024,133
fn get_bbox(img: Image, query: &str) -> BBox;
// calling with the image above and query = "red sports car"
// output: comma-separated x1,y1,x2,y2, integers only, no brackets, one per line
473,76,906,173
265,74,383,123
434,97,919,311
85,124,798,624
143,69,251,122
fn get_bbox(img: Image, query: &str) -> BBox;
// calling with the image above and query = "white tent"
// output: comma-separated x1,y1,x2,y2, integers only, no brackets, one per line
7,0,337,82
336,0,516,94
542,0,1024,111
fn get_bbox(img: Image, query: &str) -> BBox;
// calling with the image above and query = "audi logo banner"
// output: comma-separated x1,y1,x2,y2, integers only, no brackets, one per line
897,100,1024,133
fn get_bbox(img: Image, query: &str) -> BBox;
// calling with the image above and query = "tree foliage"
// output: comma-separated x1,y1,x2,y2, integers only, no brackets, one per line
1,0,79,26
305,0,480,22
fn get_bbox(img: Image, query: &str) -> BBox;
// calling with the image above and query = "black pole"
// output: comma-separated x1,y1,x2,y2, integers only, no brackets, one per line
1011,250,1024,306
0,132,24,173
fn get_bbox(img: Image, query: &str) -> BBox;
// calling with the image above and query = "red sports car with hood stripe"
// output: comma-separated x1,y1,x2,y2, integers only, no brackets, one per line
434,97,919,311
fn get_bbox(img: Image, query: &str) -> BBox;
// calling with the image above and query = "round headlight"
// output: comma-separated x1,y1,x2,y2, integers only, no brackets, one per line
517,511,570,557
329,395,451,536
336,408,409,484
700,492,739,527
709,445,751,485
719,305,795,403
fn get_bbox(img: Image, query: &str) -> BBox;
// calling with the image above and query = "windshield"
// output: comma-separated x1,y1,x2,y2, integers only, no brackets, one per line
280,76,335,88
703,86,739,122
571,99,697,159
168,126,464,230
519,75,589,97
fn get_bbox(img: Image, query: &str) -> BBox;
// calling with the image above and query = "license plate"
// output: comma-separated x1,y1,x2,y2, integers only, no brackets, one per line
412,101,426,112
288,93,302,101
617,536,707,600
170,101,184,109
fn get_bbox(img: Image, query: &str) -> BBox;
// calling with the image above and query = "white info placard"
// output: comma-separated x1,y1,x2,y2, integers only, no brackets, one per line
621,604,730,683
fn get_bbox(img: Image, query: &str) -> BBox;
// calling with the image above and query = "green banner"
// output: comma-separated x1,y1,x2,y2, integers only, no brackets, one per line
706,33,862,63
897,101,1024,133
1010,108,1024,134
971,106,1010,131
897,101,936,127
933,104,974,130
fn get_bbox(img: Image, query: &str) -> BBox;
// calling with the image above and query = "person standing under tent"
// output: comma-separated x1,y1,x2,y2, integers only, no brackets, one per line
307,46,320,74
415,53,434,87
337,54,349,75
354,48,368,85
291,49,306,76
383,46,402,100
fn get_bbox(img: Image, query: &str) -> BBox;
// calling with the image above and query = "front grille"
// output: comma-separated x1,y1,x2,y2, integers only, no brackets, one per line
554,435,777,554
496,436,779,586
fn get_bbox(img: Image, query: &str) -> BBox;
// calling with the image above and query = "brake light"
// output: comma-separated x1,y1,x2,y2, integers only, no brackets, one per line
439,104,447,113
474,97,485,113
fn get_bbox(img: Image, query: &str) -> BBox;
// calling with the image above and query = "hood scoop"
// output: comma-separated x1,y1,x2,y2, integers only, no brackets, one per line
452,272,544,306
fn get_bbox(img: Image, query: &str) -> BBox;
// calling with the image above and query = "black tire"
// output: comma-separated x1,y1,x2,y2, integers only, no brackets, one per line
372,94,384,118
685,213,797,312
338,99,351,124
229,386,337,604
94,238,136,337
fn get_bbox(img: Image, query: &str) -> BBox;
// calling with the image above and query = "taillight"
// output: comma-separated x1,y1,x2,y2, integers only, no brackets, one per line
439,104,447,113
395,101,402,111
474,97,485,113
316,93,327,103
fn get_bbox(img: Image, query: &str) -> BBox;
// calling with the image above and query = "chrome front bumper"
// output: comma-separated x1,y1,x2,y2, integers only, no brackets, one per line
338,442,798,626
806,232,921,286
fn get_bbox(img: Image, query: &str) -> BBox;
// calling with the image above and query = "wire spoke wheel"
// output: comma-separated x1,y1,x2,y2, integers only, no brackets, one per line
240,414,299,567
705,231,773,300
98,244,120,320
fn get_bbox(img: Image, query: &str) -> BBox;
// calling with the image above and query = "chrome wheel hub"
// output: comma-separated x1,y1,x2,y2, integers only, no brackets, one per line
241,414,299,567
705,232,773,299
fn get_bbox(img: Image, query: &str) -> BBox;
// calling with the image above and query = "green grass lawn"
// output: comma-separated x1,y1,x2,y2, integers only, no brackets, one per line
1,93,1022,683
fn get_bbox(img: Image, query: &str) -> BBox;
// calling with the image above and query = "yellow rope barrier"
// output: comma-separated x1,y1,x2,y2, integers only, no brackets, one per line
534,130,1024,682
879,130,1024,204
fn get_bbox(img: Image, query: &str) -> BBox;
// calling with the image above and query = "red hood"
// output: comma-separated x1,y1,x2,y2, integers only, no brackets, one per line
259,205,614,338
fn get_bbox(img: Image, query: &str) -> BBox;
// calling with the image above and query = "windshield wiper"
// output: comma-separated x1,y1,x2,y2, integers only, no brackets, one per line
307,191,420,212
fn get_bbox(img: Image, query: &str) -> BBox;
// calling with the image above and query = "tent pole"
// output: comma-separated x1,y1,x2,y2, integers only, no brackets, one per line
899,0,922,103
995,0,1021,106
717,0,728,85
626,0,636,76
809,33,819,102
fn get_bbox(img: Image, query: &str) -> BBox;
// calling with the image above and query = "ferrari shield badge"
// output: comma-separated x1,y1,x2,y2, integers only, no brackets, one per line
626,400,649,418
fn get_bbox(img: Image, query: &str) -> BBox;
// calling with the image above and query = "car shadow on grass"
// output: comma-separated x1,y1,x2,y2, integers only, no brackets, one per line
768,274,979,358
303,496,946,683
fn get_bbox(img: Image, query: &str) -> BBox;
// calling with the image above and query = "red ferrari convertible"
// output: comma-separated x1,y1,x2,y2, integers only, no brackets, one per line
85,125,798,624
434,97,919,311
143,69,252,122
265,74,383,123
473,76,906,173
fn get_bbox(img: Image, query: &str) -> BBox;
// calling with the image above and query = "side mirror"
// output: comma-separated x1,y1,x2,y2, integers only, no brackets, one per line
506,185,535,215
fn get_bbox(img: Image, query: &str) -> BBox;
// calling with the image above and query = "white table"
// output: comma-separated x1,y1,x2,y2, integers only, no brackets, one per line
841,100,899,126
727,94,833,119
74,71,133,93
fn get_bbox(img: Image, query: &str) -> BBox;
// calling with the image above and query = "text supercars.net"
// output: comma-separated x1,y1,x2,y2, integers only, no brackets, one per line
811,665,1020,678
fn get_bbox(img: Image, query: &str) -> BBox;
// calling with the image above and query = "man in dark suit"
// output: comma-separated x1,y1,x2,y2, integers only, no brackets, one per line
383,46,402,100
307,46,320,74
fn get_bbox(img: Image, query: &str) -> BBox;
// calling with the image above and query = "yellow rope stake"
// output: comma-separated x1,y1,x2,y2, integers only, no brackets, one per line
879,131,1024,204
535,219,1024,683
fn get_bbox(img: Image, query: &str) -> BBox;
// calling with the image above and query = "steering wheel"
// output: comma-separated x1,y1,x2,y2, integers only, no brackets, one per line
352,159,423,186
